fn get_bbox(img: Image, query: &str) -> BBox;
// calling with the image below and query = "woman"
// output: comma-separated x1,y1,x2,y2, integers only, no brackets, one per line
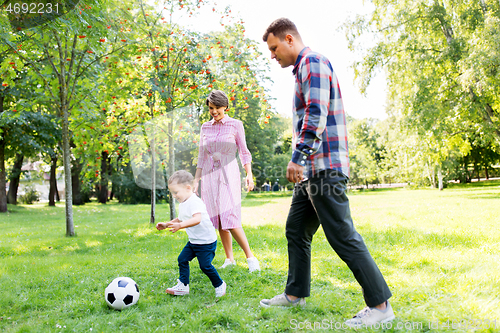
194,90,260,272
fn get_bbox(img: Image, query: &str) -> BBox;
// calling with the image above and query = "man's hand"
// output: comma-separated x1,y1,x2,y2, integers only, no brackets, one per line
286,161,305,183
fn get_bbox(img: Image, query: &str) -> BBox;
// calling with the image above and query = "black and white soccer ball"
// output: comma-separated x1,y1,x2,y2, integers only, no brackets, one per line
105,277,140,310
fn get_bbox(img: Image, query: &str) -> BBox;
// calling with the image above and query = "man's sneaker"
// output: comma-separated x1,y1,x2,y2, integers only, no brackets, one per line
259,293,306,308
166,279,189,296
220,258,236,268
215,281,227,297
344,301,395,328
247,257,260,272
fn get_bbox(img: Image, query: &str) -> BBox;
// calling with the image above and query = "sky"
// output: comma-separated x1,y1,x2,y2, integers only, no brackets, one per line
180,0,387,120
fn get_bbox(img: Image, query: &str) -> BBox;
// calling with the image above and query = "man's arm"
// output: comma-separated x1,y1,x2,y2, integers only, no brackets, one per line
291,56,330,167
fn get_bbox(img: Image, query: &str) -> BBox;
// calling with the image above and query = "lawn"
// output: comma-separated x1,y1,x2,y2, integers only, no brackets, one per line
1,181,500,332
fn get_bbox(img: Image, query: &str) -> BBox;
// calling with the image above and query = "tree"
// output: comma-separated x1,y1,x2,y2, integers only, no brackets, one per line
0,0,134,233
345,0,500,188
0,49,59,209
348,117,383,187
112,1,275,222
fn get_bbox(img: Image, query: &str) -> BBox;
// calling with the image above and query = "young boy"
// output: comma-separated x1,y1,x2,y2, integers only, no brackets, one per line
156,170,226,297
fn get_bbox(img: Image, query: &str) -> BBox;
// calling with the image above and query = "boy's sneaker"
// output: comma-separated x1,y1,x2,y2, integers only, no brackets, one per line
220,259,236,268
344,301,395,328
247,257,260,272
215,281,227,297
259,293,306,308
166,279,189,296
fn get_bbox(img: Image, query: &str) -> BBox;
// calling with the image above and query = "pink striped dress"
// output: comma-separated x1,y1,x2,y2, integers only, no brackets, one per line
197,115,252,230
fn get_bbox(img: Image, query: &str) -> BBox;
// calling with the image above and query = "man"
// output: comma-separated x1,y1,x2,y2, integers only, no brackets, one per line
260,18,395,327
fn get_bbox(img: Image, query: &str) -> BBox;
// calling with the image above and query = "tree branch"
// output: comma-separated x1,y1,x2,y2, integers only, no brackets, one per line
469,87,500,138
6,43,59,108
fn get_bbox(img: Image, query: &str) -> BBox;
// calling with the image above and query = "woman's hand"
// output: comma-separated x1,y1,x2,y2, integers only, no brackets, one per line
193,178,200,195
245,174,254,192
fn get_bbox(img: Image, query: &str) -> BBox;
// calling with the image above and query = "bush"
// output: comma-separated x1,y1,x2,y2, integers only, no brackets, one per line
18,185,40,204
80,180,95,203
112,163,169,204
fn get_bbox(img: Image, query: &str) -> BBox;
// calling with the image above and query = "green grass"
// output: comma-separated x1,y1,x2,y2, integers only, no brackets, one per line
1,181,500,332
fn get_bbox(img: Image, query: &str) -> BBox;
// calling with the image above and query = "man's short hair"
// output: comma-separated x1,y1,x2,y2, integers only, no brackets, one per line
206,90,229,108
263,17,301,42
168,170,194,186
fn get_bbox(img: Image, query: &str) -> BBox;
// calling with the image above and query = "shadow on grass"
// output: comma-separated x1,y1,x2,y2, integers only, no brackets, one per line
462,192,500,200
247,191,293,198
241,193,292,208
348,187,408,194
5,204,30,212
447,179,500,189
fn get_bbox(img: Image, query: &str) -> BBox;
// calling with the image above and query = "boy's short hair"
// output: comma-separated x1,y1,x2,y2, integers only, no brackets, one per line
206,90,229,108
168,170,194,186
262,17,301,42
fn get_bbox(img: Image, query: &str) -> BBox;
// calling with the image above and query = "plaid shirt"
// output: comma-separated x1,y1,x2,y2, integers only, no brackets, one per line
291,47,350,179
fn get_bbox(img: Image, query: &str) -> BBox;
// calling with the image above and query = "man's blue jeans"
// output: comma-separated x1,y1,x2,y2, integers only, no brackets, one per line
178,240,223,288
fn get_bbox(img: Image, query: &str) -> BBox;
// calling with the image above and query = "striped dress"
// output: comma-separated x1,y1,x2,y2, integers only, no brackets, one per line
196,115,252,230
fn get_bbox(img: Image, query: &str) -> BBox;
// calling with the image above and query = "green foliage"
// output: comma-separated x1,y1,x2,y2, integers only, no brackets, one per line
0,0,285,213
345,0,500,187
111,161,169,204
0,110,60,157
345,114,500,187
17,185,40,204
348,117,383,186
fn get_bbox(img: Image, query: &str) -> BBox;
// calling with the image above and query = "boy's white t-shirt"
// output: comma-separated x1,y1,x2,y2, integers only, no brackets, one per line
178,193,217,245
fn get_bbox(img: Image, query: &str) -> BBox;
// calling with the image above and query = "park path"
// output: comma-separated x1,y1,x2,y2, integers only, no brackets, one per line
241,195,292,227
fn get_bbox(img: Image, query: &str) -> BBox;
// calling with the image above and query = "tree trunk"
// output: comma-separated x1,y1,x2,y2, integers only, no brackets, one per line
50,29,75,235
112,155,122,202
98,151,109,204
7,153,24,204
0,94,6,213
150,128,156,224
108,157,114,201
463,155,470,183
71,159,84,206
0,137,6,213
55,178,60,201
438,165,444,191
426,161,436,188
168,110,176,221
49,154,57,206
109,160,115,201
485,163,489,180
62,106,74,235
59,72,75,236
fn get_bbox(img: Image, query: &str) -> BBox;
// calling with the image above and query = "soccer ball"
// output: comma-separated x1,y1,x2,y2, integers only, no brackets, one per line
105,277,140,310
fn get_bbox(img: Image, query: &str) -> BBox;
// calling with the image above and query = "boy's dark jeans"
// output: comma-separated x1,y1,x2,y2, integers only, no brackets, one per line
285,169,392,307
178,240,223,288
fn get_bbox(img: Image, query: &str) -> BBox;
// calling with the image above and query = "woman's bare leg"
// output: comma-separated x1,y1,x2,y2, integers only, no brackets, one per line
229,227,254,259
218,223,234,260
